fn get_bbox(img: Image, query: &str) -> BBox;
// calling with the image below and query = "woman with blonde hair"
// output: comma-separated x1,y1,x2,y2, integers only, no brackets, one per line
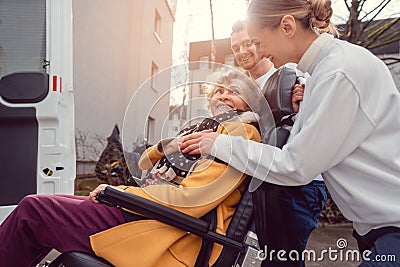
181,1,400,266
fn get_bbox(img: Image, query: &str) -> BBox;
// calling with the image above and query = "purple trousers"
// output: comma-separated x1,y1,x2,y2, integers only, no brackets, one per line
0,194,125,267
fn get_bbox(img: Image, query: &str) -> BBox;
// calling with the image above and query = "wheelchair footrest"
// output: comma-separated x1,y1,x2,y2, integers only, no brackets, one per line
48,251,114,267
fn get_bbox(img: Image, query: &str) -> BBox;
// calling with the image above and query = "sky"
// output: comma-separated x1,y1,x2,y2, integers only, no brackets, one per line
187,0,248,42
185,0,400,42
170,0,399,104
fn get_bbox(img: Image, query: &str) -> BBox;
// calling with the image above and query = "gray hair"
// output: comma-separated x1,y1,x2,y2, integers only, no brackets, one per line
202,68,261,113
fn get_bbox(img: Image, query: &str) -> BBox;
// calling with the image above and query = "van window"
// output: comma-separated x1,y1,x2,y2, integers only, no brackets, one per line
0,0,47,77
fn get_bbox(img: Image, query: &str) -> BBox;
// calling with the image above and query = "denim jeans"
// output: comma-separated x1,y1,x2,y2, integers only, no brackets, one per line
260,180,327,267
353,226,400,266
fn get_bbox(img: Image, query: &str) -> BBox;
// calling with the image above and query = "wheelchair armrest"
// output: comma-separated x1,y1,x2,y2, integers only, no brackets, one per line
97,186,243,251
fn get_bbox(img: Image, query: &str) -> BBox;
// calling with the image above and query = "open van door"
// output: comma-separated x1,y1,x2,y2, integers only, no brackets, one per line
0,0,75,223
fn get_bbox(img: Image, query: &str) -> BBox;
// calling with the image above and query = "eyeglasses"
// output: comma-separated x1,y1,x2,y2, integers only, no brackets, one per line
231,40,254,53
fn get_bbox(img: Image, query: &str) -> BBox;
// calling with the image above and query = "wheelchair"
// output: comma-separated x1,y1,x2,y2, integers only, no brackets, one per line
47,66,299,267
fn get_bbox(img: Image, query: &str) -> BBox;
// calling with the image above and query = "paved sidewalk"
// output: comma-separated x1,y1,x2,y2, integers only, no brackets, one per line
306,223,360,266
41,224,360,266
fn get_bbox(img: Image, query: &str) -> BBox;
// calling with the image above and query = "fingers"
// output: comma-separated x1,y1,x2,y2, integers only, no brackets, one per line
292,94,303,103
180,130,217,155
181,131,219,156
181,135,203,154
88,184,108,203
184,147,201,154
292,84,305,98
181,130,212,149
89,191,99,203
292,84,305,113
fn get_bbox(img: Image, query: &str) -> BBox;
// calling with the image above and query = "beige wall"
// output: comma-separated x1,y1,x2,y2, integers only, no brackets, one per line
73,0,174,161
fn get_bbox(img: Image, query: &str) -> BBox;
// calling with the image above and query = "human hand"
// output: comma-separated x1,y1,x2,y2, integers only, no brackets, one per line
88,184,108,203
292,83,305,113
158,137,180,155
180,130,219,155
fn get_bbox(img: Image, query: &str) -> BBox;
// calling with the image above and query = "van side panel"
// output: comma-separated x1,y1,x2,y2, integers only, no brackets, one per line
0,104,38,205
0,0,75,223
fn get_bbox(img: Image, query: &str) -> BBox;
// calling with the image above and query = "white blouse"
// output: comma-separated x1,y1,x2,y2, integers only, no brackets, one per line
212,33,400,235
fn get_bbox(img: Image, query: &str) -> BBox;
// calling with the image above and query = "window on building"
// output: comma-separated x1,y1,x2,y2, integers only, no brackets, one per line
224,54,235,66
146,116,155,144
199,56,209,70
154,9,162,43
151,61,158,90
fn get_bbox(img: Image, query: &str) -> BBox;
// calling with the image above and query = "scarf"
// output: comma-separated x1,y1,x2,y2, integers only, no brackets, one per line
139,110,259,186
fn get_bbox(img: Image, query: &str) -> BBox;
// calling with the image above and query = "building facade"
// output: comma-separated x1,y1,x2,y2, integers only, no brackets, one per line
73,0,176,169
186,38,238,121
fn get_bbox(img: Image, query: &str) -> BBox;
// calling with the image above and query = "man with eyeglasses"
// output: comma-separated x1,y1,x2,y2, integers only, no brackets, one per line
231,20,275,88
230,20,327,267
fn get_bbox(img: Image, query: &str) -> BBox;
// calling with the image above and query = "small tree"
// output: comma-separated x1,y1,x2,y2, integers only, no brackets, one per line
94,125,135,186
341,0,400,65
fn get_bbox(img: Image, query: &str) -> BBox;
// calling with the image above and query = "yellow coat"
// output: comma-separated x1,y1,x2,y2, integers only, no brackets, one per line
90,122,261,267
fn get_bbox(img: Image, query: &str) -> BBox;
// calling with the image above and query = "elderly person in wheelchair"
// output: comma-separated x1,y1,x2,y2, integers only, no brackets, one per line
0,68,266,267
0,65,304,267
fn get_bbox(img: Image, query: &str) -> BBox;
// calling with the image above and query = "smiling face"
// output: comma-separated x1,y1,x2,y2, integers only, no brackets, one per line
246,20,286,68
246,16,312,68
231,30,263,71
247,21,283,67
209,78,250,116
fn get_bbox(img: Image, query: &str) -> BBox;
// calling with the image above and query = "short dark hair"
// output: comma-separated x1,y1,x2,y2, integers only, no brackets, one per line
231,20,247,35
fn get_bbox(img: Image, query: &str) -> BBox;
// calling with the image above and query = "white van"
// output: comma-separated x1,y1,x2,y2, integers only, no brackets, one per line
0,0,75,223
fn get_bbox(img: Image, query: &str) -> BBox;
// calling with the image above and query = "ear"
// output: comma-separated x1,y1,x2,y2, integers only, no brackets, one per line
280,15,296,37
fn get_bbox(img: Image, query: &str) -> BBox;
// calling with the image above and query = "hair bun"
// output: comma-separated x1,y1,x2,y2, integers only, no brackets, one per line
310,0,333,30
